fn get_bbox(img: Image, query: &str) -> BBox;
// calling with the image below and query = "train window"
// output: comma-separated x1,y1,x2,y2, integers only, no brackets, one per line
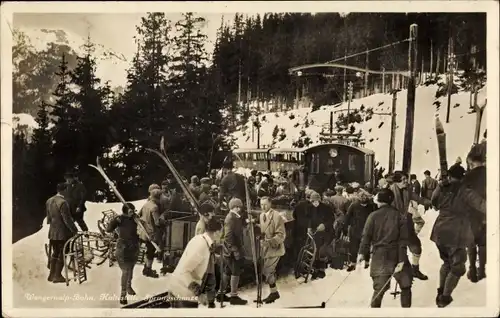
310,153,320,173
326,158,335,173
348,154,356,171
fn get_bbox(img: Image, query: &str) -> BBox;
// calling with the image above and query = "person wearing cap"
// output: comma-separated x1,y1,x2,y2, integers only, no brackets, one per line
463,143,487,283
217,198,248,305
389,171,431,281
358,188,413,308
421,170,438,200
195,202,216,235
63,170,88,232
219,161,246,204
307,192,334,279
166,217,222,308
190,175,202,199
106,202,140,305
198,183,212,204
137,187,162,278
47,183,78,283
344,190,375,271
258,196,286,304
430,165,473,307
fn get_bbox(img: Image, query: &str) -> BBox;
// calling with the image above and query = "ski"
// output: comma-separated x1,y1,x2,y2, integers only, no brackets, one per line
434,114,449,183
89,158,160,252
233,153,262,308
145,137,202,216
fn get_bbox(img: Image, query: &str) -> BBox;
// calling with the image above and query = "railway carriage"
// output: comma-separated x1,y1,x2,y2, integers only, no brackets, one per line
268,148,304,172
232,148,272,172
303,143,375,193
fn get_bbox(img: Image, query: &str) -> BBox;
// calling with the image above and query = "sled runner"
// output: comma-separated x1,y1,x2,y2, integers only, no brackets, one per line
294,232,317,283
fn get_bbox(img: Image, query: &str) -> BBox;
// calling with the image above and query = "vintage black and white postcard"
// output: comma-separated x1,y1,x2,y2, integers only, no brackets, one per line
1,1,499,317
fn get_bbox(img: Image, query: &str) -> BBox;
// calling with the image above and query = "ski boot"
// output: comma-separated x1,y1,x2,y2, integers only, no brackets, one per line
230,295,248,305
437,295,453,308
467,266,478,283
208,302,216,308
127,285,136,296
436,288,443,306
120,291,128,305
216,293,230,302
143,267,159,278
263,291,280,304
346,263,356,272
364,261,370,269
412,265,428,280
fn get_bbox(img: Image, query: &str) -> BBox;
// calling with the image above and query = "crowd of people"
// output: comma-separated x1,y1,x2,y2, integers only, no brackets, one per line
44,141,486,308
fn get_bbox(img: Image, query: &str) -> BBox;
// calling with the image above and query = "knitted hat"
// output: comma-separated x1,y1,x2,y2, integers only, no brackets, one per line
199,202,215,216
228,198,243,209
310,192,321,202
150,189,162,200
200,177,211,185
376,188,394,204
448,164,465,180
148,184,161,193
191,175,199,183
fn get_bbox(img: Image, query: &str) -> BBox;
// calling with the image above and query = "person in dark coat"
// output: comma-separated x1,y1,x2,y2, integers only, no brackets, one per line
409,174,421,197
430,165,474,308
463,144,487,283
189,175,202,199
389,172,431,281
291,191,312,263
307,192,335,278
219,161,246,204
47,183,78,283
421,170,438,200
344,191,375,271
63,171,88,231
217,198,248,305
358,188,413,308
106,203,140,305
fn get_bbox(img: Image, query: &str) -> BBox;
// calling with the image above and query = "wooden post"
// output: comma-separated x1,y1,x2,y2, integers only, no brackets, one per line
402,24,418,174
329,111,333,139
343,48,347,102
382,68,386,93
388,91,397,174
430,40,433,77
392,73,395,90
364,50,369,97
446,38,455,124
436,48,441,76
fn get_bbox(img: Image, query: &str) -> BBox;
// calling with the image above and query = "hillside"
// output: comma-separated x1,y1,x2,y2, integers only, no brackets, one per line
232,83,487,176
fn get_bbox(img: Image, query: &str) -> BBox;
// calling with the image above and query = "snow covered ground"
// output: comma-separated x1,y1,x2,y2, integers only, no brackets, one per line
11,200,487,309
232,83,487,176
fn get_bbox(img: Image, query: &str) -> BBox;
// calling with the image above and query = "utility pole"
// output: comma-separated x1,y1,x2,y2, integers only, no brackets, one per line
388,91,397,173
329,111,333,141
445,53,456,123
343,48,347,102
347,81,353,126
364,50,369,97
402,24,418,175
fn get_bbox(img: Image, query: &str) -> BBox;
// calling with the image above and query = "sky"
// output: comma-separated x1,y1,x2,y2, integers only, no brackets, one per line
13,13,232,87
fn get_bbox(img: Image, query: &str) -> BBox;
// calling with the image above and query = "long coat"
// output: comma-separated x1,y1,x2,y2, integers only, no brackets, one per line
137,200,161,242
46,194,78,241
359,204,409,277
223,212,245,258
259,209,286,259
460,166,487,237
306,202,335,247
344,201,375,240
430,181,474,248
166,233,214,299
63,181,87,214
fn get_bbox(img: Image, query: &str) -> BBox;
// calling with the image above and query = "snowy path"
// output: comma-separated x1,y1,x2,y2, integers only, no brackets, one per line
12,202,486,308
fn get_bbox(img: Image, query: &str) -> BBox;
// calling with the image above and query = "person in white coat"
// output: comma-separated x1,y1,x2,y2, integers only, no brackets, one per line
166,217,222,308
258,196,286,304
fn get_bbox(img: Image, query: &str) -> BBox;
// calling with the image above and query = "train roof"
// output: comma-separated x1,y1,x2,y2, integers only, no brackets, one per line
233,148,272,153
269,148,305,154
301,143,375,155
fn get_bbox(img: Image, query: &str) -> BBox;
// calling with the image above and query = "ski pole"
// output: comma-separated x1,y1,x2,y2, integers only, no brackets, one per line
390,282,400,299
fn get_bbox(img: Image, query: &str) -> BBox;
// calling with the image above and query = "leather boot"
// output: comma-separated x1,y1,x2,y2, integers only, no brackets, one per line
120,290,127,305
47,258,57,282
52,258,66,283
467,247,478,283
436,288,443,306
412,265,428,280
400,288,412,308
263,291,280,304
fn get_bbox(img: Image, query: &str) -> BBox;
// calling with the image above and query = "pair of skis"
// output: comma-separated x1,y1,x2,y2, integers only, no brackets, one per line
89,158,161,253
233,153,263,307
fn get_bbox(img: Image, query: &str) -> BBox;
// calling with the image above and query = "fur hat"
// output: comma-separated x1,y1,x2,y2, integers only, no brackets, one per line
199,202,215,216
148,184,161,193
150,189,162,200
376,188,394,205
228,198,243,210
310,192,321,202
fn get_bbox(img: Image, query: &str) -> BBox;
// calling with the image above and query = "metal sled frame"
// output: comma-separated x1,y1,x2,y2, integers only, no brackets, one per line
294,232,317,283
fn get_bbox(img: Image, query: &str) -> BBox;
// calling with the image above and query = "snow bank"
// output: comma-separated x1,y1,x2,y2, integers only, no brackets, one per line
233,84,487,177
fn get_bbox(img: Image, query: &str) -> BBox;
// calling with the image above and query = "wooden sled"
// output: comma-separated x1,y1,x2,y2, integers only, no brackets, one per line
294,232,317,283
